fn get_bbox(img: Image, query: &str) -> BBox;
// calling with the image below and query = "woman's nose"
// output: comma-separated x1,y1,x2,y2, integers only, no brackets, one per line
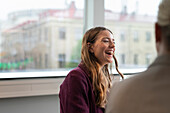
109,41,115,48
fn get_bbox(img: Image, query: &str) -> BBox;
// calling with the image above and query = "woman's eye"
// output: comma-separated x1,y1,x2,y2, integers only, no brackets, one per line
103,40,109,42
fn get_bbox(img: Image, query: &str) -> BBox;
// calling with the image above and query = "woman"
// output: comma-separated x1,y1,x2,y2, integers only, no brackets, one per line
59,27,123,113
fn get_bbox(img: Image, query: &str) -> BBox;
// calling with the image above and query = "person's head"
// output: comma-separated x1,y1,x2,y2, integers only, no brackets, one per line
155,0,170,55
81,26,115,68
81,26,114,107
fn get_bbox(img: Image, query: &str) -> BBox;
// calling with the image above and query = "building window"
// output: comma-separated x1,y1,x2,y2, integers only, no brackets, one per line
133,31,139,42
59,27,66,39
146,31,151,42
35,57,38,68
121,54,125,64
59,54,65,68
39,29,42,41
44,27,48,41
45,54,48,68
134,54,138,65
146,53,151,65
75,28,82,40
39,53,42,68
120,31,125,42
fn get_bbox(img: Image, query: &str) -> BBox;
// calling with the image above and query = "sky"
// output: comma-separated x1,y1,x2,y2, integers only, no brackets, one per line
0,0,83,20
0,0,161,20
105,0,161,16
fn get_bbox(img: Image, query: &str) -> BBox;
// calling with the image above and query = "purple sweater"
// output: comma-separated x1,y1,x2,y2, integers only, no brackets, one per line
59,63,104,113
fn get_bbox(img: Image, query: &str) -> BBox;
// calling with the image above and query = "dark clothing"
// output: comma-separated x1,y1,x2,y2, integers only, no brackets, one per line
59,63,104,113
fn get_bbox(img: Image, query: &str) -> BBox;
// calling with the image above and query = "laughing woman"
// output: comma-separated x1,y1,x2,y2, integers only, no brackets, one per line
59,27,123,113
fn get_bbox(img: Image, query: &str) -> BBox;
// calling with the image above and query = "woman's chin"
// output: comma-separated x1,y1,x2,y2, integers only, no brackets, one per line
107,59,113,64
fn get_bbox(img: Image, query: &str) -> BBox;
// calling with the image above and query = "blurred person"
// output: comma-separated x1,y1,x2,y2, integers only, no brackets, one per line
106,0,170,113
59,26,123,113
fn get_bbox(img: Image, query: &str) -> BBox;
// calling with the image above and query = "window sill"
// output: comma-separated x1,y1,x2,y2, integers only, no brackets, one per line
0,78,65,98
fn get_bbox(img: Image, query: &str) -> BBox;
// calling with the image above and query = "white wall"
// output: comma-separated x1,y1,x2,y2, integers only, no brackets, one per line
0,95,60,113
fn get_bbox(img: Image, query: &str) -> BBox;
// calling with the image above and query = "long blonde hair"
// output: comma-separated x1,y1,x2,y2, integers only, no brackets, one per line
81,27,115,107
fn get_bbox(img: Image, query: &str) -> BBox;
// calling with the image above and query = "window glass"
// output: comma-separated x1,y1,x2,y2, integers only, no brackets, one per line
75,28,83,40
59,27,66,40
134,54,138,65
146,53,152,65
0,0,84,72
133,31,139,42
146,31,151,42
105,0,161,69
120,31,125,42
120,54,125,65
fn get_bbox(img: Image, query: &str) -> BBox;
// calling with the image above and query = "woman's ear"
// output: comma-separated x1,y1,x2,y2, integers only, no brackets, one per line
87,42,94,53
155,23,161,43
155,23,162,54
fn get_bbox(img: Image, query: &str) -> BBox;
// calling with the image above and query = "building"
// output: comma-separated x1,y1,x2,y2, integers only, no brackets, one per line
0,1,156,70
105,11,157,67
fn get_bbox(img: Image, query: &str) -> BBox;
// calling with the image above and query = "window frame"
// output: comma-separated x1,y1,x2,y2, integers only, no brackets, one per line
0,0,147,79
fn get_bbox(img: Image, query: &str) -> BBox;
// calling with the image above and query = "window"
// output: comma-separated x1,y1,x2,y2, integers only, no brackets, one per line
120,31,125,42
45,54,48,68
105,0,160,69
39,53,42,68
133,31,139,42
0,0,84,74
44,27,48,41
58,54,66,68
59,27,66,40
134,54,138,65
39,29,42,41
120,54,125,65
146,31,151,42
146,53,151,65
0,0,161,79
75,28,82,40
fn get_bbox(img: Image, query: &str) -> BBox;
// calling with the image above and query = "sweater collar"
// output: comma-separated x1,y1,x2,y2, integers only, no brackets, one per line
78,61,91,76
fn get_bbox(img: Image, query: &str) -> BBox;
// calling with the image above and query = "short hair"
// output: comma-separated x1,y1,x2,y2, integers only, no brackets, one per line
160,25,170,50
157,0,170,51
157,0,170,26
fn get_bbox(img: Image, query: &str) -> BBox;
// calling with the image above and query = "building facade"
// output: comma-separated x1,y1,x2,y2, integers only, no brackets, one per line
0,2,156,70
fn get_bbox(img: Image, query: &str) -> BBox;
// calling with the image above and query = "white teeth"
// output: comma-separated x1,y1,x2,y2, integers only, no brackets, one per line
106,51,113,55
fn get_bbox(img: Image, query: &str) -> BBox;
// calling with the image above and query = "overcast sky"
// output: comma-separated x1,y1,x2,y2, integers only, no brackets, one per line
0,0,161,20
106,0,161,16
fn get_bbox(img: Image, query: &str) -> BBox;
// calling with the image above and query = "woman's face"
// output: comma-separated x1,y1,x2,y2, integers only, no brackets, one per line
90,30,115,67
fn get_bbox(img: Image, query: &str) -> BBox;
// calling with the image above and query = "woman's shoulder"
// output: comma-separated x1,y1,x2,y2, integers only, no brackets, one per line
60,63,91,90
67,66,87,80
60,66,90,93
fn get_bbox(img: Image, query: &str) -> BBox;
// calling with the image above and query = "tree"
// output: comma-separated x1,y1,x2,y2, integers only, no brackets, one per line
66,39,82,68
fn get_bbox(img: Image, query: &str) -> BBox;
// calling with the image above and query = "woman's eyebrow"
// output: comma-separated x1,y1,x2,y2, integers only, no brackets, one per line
103,37,112,39
102,37,115,41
